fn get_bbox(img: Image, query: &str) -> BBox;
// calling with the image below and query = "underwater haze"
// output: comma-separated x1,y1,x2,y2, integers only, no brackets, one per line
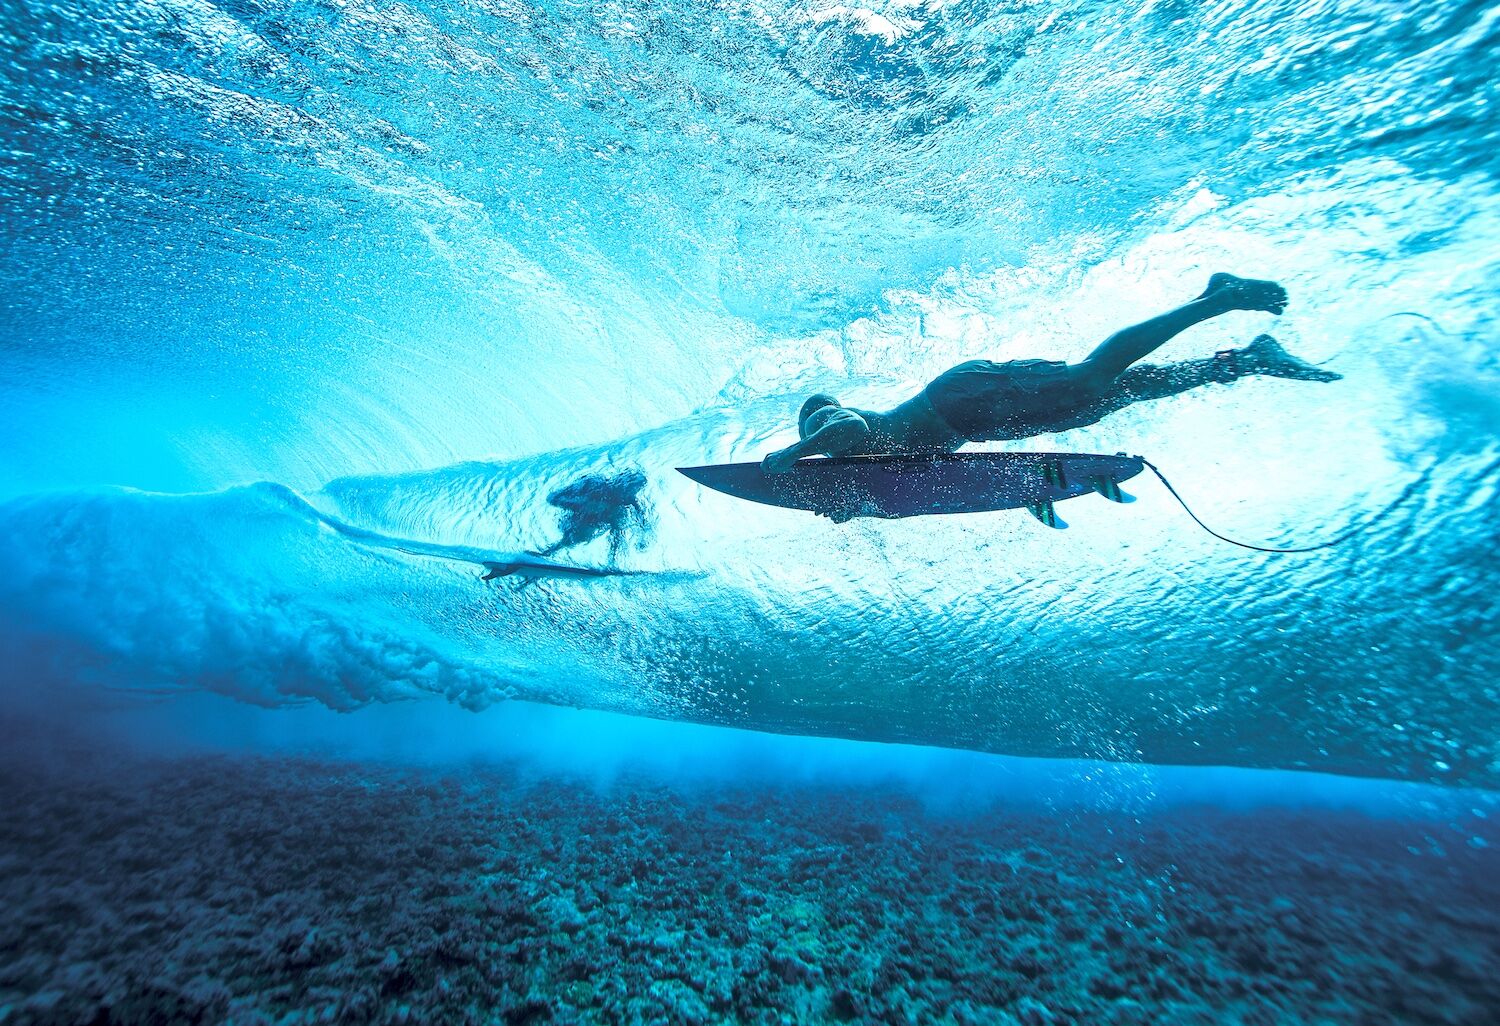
2,0,1500,1022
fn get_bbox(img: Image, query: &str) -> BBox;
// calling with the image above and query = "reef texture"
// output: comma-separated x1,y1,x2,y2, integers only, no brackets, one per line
1,751,1497,1026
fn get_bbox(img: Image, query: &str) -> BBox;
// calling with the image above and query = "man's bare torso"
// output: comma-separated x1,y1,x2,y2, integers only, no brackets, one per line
842,393,968,456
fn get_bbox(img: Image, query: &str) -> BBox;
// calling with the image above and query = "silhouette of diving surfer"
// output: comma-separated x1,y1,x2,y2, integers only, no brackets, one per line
479,469,653,581
762,275,1339,483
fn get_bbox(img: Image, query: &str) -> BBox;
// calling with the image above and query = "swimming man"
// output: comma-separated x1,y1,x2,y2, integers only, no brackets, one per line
533,468,653,563
762,274,1339,474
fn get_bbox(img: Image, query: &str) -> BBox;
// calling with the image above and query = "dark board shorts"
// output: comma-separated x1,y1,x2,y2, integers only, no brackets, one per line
923,359,1083,441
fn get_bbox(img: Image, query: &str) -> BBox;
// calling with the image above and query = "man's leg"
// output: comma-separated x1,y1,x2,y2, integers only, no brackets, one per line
1106,334,1339,407
1072,274,1288,389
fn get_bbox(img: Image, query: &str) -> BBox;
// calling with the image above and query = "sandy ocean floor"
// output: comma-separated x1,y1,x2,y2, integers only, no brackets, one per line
1,745,1497,1026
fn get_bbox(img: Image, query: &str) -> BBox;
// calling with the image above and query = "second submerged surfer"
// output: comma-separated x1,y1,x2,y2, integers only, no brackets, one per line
762,274,1339,474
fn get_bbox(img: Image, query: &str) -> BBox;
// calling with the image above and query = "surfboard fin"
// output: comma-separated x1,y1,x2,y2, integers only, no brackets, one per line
1090,476,1135,503
1026,501,1067,529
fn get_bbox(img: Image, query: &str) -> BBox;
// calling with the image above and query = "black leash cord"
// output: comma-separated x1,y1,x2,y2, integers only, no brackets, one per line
1140,459,1428,554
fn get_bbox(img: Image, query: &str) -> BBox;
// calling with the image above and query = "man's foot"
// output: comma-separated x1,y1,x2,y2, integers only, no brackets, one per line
1199,272,1288,315
1242,334,1341,382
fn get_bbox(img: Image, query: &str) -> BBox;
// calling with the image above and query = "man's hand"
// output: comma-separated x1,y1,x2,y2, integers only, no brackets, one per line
761,447,801,475
818,498,862,524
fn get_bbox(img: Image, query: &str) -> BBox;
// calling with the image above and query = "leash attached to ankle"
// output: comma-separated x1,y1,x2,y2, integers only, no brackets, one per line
1212,349,1240,382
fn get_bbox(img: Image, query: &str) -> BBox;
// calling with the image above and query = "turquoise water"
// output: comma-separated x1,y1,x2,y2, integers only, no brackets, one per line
5,0,1499,782
2,1,1499,1021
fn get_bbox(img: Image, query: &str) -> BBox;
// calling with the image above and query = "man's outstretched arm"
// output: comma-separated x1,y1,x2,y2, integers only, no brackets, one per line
761,410,870,474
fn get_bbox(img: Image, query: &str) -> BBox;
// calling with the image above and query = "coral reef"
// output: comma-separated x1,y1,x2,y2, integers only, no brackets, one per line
1,749,1496,1025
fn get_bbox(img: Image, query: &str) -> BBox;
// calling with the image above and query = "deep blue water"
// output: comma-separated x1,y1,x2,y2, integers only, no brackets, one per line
2,0,1499,1021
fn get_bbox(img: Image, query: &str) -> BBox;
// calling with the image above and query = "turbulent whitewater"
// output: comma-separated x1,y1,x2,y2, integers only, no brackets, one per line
2,0,1498,784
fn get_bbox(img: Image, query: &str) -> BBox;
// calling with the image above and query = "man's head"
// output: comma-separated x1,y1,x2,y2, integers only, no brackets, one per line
798,394,841,439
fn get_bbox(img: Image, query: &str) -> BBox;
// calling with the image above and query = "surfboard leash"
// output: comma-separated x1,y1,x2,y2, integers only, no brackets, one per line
1140,459,1430,554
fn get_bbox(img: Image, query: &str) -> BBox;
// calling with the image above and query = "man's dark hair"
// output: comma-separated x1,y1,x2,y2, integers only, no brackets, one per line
798,394,840,436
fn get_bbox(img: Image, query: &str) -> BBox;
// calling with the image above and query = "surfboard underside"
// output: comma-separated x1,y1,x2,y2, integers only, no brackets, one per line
677,452,1145,521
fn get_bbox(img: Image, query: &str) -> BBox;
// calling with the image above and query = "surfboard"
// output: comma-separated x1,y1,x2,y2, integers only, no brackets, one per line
677,451,1144,528
480,556,633,582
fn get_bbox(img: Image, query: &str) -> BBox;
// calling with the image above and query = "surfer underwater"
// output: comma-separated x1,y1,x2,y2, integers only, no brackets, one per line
477,468,654,583
535,469,653,562
762,274,1340,474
